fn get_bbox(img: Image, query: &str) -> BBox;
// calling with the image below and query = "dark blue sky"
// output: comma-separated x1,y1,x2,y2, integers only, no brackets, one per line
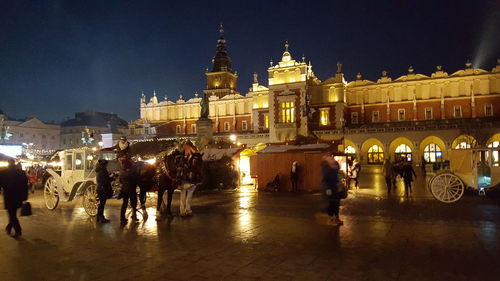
1,0,499,123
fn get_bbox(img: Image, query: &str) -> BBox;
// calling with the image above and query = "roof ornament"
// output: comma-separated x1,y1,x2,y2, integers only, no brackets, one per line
284,41,289,52
153,90,156,96
253,72,258,84
269,59,273,66
465,60,472,69
382,70,388,77
164,95,168,101
219,23,224,35
408,65,414,74
302,54,305,62
436,65,443,71
179,94,183,100
195,92,199,98
356,72,362,80
336,62,343,73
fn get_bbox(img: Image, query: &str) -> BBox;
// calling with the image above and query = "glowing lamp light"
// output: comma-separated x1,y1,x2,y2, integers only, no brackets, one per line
86,155,93,161
98,141,103,147
91,147,97,151
75,159,82,165
237,142,242,146
145,158,156,165
49,161,62,167
0,161,9,167
229,134,237,142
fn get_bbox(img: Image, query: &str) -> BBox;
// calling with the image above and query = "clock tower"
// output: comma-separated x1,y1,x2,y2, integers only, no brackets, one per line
204,24,238,98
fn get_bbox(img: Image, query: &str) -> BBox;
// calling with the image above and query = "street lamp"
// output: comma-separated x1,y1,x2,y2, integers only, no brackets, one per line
81,126,95,145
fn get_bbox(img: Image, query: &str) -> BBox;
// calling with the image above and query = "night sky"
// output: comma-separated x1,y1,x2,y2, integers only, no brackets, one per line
1,0,499,123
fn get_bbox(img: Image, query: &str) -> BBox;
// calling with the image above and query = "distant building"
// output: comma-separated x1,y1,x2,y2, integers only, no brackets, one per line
131,26,500,165
0,110,60,157
60,111,128,149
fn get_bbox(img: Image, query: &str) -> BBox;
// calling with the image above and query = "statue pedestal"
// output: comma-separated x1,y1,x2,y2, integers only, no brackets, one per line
196,118,214,143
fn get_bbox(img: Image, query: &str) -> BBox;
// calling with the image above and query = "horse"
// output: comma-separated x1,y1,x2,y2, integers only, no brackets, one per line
177,152,203,216
162,149,203,216
124,160,156,218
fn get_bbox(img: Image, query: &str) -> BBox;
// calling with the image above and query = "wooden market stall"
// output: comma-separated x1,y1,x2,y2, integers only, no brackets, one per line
256,143,337,192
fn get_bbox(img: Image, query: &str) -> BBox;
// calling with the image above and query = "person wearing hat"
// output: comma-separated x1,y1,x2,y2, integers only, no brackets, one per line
95,159,114,223
102,136,131,162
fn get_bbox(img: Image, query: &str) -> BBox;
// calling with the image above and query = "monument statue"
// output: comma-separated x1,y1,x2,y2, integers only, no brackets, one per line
200,94,209,118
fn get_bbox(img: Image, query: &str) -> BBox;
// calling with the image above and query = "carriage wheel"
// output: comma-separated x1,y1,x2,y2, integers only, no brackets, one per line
430,172,464,203
44,177,59,210
83,184,99,217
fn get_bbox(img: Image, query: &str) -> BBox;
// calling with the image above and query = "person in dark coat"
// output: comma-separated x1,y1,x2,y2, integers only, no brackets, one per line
119,158,138,224
321,155,343,226
401,160,417,195
95,159,113,223
0,159,29,238
290,161,300,192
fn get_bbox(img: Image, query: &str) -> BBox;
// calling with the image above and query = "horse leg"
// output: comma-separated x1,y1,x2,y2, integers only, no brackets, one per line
166,188,174,215
157,185,166,212
179,188,186,216
185,185,197,216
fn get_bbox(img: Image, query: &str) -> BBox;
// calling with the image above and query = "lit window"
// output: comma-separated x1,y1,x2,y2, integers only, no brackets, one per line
485,104,493,117
242,121,248,131
351,112,359,124
424,143,442,163
425,107,433,120
367,145,384,164
398,109,405,121
264,114,269,129
487,141,499,166
175,125,181,134
66,154,73,170
454,106,462,118
319,108,329,126
224,122,230,131
75,153,83,170
372,111,379,122
280,102,295,123
191,124,196,134
395,144,412,161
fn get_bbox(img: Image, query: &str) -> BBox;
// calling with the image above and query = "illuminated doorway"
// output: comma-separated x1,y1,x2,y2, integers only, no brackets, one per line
367,145,384,164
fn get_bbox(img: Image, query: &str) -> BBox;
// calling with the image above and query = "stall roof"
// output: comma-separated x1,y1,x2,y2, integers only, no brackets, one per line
257,143,334,154
0,153,14,161
201,147,243,161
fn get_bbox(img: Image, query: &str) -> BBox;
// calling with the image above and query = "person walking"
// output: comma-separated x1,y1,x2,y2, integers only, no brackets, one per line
290,161,300,192
321,155,344,226
401,160,417,195
349,159,361,189
119,158,138,224
383,159,394,195
95,159,113,223
0,159,29,238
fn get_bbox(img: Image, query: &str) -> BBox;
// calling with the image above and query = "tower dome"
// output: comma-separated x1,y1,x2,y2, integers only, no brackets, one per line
281,41,292,62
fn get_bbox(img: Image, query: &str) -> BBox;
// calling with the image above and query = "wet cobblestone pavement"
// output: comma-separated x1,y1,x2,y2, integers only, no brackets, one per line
1,169,500,281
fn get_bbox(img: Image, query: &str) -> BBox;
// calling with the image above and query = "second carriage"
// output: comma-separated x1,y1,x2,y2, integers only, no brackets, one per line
428,147,500,203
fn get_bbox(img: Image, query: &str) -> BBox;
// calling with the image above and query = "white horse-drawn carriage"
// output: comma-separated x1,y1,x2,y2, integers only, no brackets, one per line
428,148,500,203
44,148,120,216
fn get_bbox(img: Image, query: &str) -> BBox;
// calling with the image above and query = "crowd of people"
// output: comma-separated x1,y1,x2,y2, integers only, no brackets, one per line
0,135,422,237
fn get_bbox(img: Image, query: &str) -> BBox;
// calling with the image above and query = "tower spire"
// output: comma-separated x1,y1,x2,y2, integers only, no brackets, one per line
211,24,232,72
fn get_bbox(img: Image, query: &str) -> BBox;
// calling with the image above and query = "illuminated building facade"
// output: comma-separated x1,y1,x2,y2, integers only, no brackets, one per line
61,111,128,149
0,110,60,157
132,29,500,165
